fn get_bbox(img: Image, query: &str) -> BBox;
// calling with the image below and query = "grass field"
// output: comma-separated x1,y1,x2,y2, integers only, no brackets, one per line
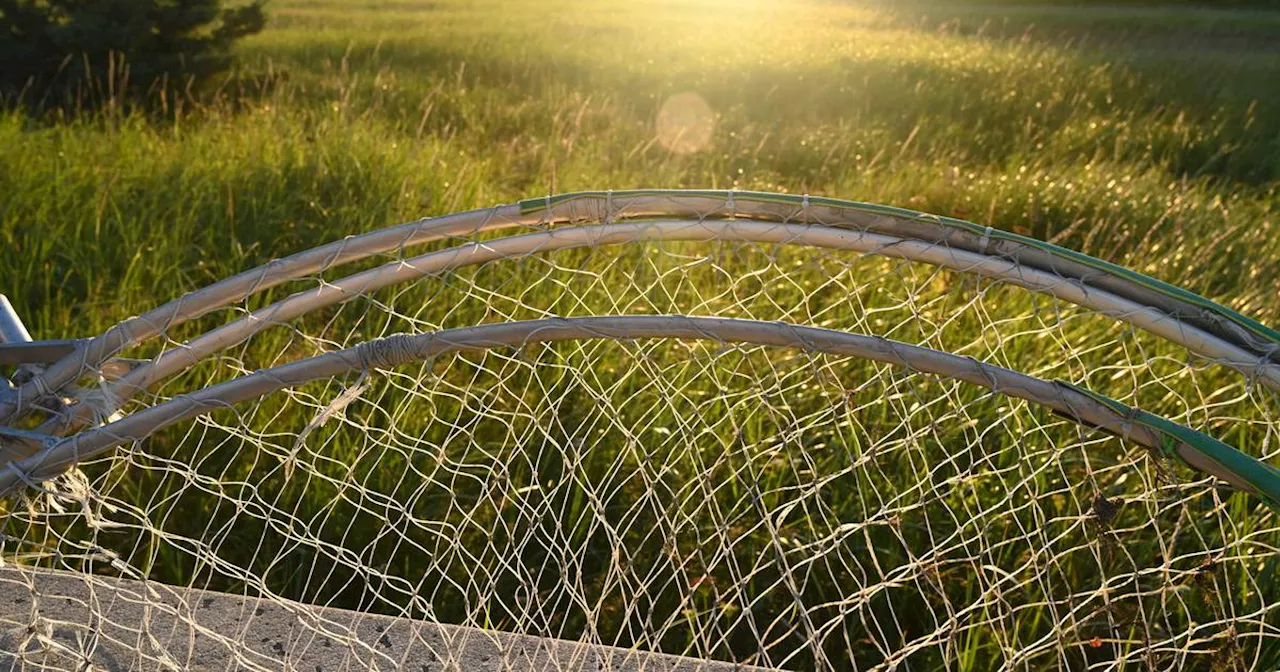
2,1,1280,669
3,0,1279,335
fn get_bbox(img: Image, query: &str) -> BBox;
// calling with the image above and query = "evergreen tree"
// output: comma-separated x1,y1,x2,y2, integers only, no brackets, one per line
0,0,266,106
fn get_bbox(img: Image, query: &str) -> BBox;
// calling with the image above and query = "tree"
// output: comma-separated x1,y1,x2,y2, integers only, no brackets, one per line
0,0,267,107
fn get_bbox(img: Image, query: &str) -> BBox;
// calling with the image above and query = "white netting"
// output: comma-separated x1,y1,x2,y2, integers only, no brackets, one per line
2,193,1278,671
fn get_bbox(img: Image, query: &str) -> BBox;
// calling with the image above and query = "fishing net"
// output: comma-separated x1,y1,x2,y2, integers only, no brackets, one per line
1,191,1277,671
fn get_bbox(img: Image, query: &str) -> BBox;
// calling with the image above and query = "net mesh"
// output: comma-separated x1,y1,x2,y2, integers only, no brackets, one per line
2,193,1278,671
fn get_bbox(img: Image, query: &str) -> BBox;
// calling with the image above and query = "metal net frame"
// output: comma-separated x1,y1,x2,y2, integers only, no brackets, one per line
1,190,1278,671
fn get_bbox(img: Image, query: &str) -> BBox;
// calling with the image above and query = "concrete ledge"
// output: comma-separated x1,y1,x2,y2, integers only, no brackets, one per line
0,567,768,671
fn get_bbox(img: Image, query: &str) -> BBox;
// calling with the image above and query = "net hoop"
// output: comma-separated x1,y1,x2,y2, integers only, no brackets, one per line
17,219,1280,445
4,191,1280,671
5,190,1277,424
5,315,1278,509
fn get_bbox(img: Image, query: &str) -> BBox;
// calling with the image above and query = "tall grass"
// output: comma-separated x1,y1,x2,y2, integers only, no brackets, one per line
3,0,1276,338
1,0,1279,669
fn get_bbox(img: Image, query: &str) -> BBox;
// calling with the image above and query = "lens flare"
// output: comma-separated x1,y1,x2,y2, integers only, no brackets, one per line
656,92,715,154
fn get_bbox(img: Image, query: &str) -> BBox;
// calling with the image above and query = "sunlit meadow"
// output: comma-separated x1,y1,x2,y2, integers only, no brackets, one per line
2,0,1279,669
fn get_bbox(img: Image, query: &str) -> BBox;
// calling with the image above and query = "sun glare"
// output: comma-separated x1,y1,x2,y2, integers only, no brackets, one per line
656,91,716,154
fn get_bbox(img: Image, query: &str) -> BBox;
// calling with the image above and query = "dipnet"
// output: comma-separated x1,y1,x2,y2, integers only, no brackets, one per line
1,191,1277,671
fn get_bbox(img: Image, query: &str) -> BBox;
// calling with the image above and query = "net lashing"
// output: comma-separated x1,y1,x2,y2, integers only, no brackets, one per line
1,191,1277,671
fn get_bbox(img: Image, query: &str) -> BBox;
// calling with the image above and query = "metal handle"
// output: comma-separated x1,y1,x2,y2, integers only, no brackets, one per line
0,295,31,345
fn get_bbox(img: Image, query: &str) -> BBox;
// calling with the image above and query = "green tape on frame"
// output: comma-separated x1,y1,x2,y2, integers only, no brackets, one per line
519,190,1280,354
